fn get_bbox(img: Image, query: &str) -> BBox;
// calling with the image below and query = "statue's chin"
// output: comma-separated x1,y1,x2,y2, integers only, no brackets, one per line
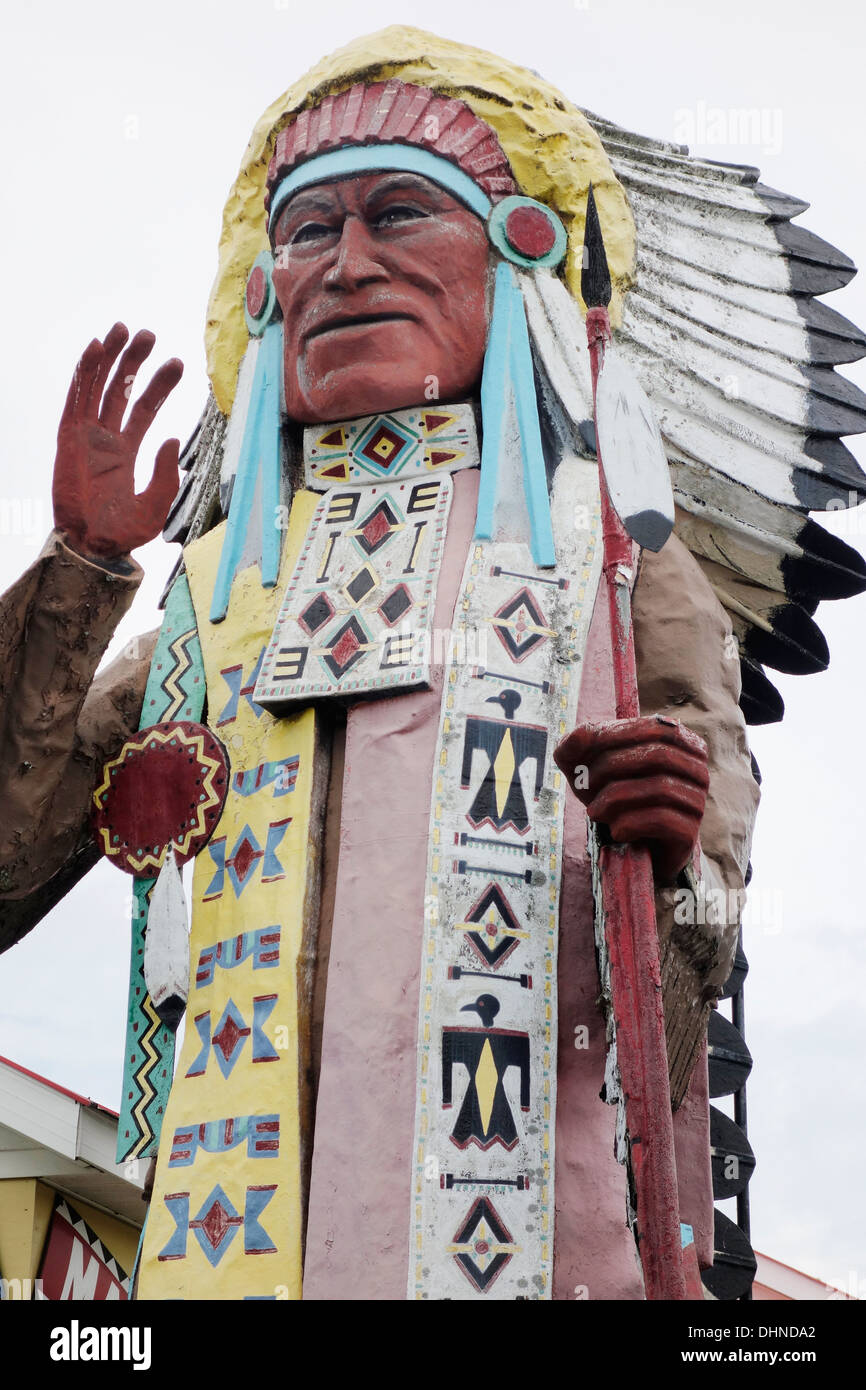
285,345,481,426
287,377,436,426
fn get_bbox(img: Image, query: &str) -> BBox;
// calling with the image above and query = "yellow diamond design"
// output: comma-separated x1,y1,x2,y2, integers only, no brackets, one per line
492,730,515,819
475,1038,498,1138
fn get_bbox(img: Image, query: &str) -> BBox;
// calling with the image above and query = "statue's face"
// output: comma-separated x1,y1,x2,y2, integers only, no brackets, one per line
271,170,490,423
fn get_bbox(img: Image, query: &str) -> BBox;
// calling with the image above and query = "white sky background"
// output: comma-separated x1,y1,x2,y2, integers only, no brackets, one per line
0,0,864,1294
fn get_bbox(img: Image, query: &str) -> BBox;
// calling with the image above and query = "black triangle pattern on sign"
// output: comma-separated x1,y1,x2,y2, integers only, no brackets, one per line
48,1197,132,1296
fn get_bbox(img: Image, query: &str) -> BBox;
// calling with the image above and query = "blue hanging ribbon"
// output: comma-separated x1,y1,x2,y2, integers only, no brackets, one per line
475,262,556,568
476,261,514,544
210,321,283,623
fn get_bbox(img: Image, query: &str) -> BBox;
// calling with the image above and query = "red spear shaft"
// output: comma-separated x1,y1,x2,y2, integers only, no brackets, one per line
585,302,687,1301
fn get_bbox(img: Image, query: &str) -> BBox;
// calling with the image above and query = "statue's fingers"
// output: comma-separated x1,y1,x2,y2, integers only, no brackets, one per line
607,805,700,846
553,721,608,776
581,717,705,757
86,323,129,415
582,741,710,795
58,338,103,428
122,359,184,452
554,717,707,786
129,438,180,547
586,773,706,828
100,329,156,430
554,717,654,771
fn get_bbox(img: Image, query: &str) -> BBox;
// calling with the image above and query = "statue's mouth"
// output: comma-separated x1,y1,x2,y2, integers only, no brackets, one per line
304,311,416,340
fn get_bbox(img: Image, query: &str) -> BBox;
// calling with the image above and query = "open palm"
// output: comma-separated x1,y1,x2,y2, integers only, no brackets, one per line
53,322,183,560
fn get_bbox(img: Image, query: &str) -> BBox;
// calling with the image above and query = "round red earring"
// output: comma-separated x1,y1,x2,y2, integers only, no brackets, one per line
244,251,278,335
488,196,567,269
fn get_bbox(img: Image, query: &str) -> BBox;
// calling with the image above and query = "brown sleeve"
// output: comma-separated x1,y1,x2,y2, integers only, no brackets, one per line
0,531,155,951
632,532,761,1104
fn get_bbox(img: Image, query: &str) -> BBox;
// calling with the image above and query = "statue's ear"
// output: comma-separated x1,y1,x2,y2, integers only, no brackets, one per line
244,251,281,335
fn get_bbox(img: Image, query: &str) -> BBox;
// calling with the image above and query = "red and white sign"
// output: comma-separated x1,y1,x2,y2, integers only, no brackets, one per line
38,1199,130,1300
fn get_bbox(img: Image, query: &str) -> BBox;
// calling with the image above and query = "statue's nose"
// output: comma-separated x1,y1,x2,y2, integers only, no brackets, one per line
323,215,389,292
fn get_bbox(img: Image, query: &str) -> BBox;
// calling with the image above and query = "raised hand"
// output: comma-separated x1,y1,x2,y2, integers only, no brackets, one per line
553,715,710,884
53,323,183,560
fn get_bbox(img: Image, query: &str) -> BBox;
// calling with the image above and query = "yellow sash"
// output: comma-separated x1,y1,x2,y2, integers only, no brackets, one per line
138,493,321,1300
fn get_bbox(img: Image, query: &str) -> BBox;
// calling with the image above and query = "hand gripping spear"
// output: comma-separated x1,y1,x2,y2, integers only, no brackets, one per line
580,185,688,1301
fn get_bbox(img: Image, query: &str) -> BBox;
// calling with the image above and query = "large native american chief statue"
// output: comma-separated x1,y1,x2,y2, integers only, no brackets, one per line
1,28,864,1300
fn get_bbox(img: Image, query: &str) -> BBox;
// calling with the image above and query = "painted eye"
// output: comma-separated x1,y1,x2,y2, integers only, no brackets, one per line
374,204,427,228
290,221,337,245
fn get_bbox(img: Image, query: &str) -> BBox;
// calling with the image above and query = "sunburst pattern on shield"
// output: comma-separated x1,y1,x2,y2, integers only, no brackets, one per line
92,721,229,876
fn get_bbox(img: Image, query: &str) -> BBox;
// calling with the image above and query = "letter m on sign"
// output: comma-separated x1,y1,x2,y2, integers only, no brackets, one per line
39,1198,130,1300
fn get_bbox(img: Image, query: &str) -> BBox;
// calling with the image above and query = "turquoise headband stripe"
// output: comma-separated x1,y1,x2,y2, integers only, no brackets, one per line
268,144,493,230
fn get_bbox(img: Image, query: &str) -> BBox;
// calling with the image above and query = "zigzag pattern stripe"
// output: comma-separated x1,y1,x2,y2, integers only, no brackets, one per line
118,881,176,1162
128,984,163,1158
160,627,197,718
116,572,206,1163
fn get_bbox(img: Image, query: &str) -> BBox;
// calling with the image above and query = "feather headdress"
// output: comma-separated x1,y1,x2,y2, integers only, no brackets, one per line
165,26,866,725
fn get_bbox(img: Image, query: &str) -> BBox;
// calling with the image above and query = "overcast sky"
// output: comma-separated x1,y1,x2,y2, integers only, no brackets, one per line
0,0,864,1294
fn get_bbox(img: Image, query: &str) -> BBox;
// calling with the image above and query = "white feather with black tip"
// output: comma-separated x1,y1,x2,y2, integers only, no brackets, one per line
143,851,189,1033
